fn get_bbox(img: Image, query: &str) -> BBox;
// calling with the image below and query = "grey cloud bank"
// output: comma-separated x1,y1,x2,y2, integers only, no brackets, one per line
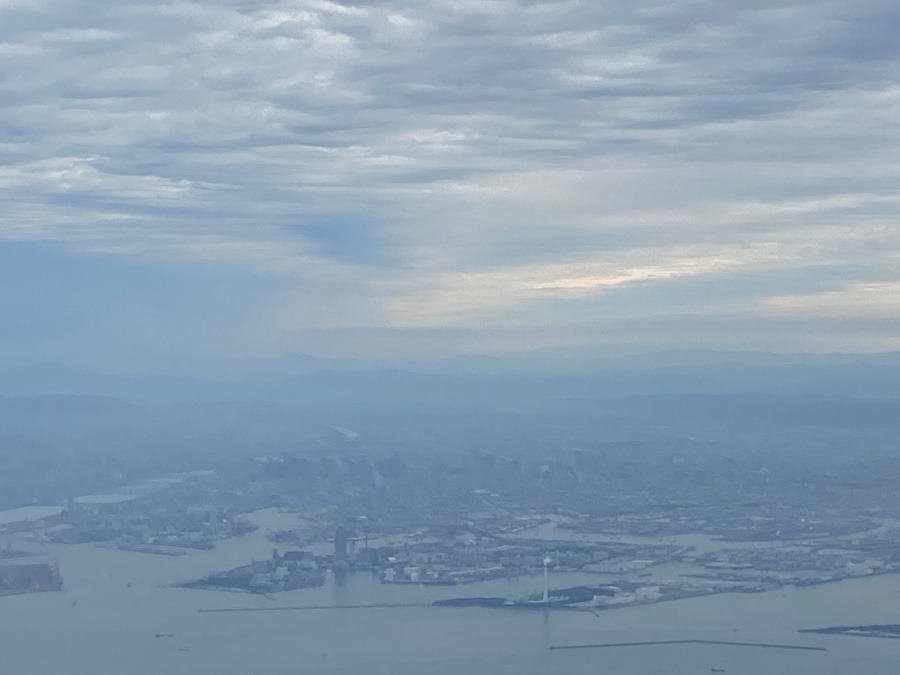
1,0,898,369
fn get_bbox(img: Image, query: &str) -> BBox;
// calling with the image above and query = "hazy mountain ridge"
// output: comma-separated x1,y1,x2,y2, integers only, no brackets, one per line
2,352,899,404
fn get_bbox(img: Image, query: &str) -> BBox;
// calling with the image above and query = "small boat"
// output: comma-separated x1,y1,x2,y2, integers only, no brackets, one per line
711,668,726,673
177,646,191,653
155,632,174,639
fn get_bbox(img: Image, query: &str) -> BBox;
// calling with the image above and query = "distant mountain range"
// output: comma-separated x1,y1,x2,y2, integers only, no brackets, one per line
1,351,899,405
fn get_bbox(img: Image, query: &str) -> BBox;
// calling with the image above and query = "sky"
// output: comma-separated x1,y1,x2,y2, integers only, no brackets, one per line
1,0,899,372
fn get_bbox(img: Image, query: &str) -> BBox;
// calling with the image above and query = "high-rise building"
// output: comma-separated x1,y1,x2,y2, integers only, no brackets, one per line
334,527,348,566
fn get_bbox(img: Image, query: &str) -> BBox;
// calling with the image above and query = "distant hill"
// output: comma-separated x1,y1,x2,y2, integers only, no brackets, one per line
1,352,899,405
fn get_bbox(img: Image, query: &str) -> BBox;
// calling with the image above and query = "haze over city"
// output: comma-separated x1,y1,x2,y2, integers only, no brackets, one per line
3,2,900,675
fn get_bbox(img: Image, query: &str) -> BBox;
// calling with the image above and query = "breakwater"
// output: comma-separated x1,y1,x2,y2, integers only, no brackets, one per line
550,639,826,652
199,602,431,613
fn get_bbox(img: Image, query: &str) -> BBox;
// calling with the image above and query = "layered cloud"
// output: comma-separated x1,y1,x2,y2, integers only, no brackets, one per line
1,0,898,364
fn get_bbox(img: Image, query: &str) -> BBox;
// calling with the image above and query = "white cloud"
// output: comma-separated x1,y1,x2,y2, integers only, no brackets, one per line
385,241,814,327
763,282,900,318
1,0,898,360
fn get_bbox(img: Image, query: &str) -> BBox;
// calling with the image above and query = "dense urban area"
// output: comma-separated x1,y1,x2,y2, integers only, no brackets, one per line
3,356,899,617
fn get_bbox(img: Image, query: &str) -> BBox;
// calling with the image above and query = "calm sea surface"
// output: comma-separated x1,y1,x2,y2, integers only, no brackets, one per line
2,509,899,674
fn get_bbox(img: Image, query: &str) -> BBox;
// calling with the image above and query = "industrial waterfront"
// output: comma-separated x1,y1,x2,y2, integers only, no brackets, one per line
2,419,900,673
2,508,900,674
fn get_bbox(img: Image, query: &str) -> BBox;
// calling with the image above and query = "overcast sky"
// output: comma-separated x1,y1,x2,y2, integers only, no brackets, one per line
1,0,899,372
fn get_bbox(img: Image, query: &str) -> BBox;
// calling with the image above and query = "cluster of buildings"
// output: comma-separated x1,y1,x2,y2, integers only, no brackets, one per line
329,525,683,587
687,544,899,587
37,503,257,555
0,553,63,597
177,549,325,593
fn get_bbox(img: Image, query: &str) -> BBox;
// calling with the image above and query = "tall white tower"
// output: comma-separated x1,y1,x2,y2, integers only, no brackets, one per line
543,556,552,602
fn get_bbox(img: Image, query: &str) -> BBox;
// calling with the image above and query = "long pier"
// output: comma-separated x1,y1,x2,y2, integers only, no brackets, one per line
199,603,431,613
550,639,826,652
